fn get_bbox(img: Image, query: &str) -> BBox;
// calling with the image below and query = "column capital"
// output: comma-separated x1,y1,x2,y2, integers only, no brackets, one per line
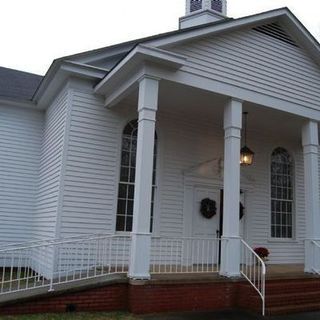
138,76,159,113
224,98,243,131
138,74,161,83
302,120,319,147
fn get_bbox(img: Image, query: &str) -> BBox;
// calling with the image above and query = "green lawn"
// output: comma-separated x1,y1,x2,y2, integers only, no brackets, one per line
0,312,141,320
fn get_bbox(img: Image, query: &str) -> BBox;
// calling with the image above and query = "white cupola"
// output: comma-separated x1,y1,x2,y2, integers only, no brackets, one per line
180,0,227,29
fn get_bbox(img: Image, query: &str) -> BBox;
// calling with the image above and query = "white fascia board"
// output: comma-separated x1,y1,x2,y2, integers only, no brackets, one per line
159,68,320,121
94,44,187,95
62,61,109,78
145,8,290,48
34,61,108,109
279,15,320,67
0,97,37,110
62,43,134,65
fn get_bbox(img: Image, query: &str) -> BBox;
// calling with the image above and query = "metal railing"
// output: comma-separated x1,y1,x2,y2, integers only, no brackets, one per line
0,233,114,250
240,239,266,316
0,234,130,295
150,237,221,274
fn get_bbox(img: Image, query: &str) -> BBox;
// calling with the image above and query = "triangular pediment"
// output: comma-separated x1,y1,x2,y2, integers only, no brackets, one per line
60,8,320,76
183,158,255,187
168,18,320,112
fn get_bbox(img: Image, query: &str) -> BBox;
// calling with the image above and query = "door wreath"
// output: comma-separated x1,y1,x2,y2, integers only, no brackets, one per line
200,198,217,219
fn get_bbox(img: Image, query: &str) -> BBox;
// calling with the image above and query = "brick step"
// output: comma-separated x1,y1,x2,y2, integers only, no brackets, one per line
265,280,320,294
265,291,320,307
266,302,320,316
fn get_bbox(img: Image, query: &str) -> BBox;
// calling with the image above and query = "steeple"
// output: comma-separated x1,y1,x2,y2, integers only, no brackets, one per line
180,0,227,29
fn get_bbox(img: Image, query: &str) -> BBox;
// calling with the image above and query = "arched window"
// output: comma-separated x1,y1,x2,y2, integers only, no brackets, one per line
270,148,294,238
190,0,202,12
116,119,157,232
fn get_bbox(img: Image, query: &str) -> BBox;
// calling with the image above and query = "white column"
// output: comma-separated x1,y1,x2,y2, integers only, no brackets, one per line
128,76,159,279
302,120,320,273
220,98,242,277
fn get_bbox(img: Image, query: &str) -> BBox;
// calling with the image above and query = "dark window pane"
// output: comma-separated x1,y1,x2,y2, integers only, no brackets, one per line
120,167,129,182
129,168,135,183
150,218,153,233
276,226,281,238
122,138,131,151
128,185,135,199
127,200,134,215
271,226,275,238
118,184,127,199
287,227,292,238
116,216,125,231
117,200,126,215
130,151,136,167
126,216,133,232
121,151,130,166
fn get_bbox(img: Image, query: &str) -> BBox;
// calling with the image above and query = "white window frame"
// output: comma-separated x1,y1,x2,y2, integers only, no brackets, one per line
115,119,157,233
270,147,295,240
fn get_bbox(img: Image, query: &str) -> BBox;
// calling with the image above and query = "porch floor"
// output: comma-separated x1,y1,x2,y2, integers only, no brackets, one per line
150,264,319,283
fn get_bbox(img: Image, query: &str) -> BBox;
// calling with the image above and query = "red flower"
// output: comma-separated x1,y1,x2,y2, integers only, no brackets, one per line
254,247,269,258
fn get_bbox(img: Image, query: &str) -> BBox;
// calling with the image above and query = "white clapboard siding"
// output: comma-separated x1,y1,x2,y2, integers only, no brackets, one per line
34,88,69,241
157,111,224,238
0,105,43,244
58,90,123,238
170,24,320,110
157,108,305,264
54,84,309,264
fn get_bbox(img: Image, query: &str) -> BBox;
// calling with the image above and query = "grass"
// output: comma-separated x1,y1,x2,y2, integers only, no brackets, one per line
0,312,141,320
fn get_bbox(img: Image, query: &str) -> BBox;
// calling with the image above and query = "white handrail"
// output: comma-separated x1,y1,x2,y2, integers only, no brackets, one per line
0,234,130,295
240,239,266,316
0,233,113,250
150,237,221,274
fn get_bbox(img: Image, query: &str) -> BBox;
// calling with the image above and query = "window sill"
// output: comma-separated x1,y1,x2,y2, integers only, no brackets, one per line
267,238,299,244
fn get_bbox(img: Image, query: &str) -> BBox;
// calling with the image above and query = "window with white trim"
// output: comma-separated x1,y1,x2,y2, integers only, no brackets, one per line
270,148,294,238
116,119,157,232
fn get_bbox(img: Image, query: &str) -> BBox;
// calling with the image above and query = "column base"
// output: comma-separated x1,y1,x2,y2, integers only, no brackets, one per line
219,236,241,278
128,232,151,280
304,239,320,274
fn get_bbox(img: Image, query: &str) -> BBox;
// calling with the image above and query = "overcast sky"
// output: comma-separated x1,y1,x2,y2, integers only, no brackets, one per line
1,0,319,75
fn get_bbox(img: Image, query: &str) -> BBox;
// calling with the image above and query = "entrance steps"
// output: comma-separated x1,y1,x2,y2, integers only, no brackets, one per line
238,278,320,315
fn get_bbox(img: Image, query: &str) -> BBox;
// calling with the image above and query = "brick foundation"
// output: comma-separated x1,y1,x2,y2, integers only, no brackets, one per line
1,278,320,316
129,281,238,314
0,283,128,315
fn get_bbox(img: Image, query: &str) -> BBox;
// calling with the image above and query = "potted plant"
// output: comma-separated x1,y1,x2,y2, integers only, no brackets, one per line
254,247,270,264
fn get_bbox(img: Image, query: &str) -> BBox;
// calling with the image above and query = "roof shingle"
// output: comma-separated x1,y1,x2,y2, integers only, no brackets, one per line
0,67,43,100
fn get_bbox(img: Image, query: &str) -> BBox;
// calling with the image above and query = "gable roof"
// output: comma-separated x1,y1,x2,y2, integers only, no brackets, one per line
2,7,320,106
0,67,43,101
60,7,320,72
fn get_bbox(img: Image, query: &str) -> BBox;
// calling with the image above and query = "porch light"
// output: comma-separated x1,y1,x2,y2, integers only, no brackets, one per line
240,112,254,166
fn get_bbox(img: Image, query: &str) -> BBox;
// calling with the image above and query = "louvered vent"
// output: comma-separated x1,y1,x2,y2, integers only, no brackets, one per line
253,23,299,47
190,0,202,12
211,0,223,13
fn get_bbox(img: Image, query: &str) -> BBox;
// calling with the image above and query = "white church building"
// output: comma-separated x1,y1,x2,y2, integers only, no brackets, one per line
1,0,320,316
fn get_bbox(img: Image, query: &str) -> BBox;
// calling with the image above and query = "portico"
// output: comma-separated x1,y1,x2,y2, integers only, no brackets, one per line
95,44,320,281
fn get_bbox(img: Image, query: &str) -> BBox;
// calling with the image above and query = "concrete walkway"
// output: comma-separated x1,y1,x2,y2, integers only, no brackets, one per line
143,310,320,320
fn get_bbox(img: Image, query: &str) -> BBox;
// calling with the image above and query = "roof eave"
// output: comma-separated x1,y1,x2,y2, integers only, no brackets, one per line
95,44,187,95
32,61,109,108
